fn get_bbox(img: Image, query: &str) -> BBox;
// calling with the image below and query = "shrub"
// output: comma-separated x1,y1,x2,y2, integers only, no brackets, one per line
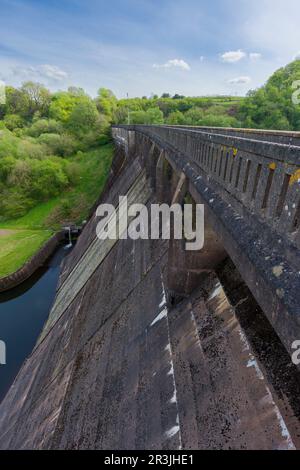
28,159,69,201
0,156,16,183
0,189,34,219
0,129,19,158
166,111,185,125
67,99,100,136
38,132,77,157
16,139,46,160
3,114,24,131
200,114,240,127
6,158,69,203
27,119,63,137
64,161,81,184
184,107,205,125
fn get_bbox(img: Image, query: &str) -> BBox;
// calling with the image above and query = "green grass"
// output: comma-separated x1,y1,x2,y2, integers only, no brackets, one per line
1,143,113,230
0,229,53,278
41,143,113,228
0,143,114,277
0,199,60,230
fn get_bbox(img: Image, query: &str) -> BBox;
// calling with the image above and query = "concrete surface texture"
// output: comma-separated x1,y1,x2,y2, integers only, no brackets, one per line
1,127,300,449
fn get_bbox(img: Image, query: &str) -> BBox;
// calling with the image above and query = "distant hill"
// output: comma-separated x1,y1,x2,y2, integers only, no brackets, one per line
114,95,243,128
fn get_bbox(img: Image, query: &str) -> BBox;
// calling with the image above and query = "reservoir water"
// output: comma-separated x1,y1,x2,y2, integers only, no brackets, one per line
0,245,71,403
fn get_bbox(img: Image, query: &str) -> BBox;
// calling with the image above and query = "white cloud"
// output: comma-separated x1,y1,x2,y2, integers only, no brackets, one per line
39,65,68,80
12,64,68,81
228,76,251,85
221,49,246,63
153,59,191,71
294,52,300,61
249,52,262,60
200,56,205,62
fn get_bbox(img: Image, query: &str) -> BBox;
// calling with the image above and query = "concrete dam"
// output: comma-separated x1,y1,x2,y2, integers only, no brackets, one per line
1,125,300,450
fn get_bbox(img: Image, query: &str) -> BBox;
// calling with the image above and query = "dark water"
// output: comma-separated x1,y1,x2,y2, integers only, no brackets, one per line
0,245,71,403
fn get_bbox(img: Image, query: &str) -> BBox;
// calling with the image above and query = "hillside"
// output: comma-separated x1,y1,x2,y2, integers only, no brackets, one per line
114,95,243,127
1,60,300,277
239,60,300,130
0,84,114,277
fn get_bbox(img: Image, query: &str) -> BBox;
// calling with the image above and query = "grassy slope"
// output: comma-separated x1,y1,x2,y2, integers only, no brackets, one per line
0,229,53,278
0,143,113,278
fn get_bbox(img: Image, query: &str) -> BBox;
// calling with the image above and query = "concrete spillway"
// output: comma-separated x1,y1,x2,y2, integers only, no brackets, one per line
0,137,300,450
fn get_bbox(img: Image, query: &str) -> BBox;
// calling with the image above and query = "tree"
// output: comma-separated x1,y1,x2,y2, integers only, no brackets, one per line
145,107,164,124
49,91,80,123
27,118,62,137
38,133,77,157
68,86,86,96
113,106,129,124
67,98,100,135
29,159,69,200
129,110,148,125
166,110,185,125
7,158,69,201
129,107,164,125
201,114,239,127
96,88,117,121
3,114,24,131
21,82,51,118
5,86,30,118
239,60,300,130
0,156,16,183
0,82,115,222
184,107,205,125
156,99,177,117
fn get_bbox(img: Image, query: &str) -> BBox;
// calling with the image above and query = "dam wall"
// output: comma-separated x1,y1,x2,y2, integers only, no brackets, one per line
0,128,300,449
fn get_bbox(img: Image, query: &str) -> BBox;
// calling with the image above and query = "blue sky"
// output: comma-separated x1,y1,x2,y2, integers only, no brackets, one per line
0,0,299,97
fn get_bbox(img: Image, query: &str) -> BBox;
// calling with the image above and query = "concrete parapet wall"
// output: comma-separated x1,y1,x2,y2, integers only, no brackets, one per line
163,125,300,146
1,137,300,449
112,125,300,361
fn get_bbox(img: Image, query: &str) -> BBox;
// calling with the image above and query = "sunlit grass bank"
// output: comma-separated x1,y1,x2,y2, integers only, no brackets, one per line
0,144,113,277
0,229,53,278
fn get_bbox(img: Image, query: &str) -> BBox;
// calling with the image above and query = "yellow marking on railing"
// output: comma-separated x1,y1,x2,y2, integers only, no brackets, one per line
289,169,300,186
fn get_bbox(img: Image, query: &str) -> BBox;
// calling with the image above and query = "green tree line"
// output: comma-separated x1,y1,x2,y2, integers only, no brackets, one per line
239,60,300,130
1,59,300,220
0,84,112,219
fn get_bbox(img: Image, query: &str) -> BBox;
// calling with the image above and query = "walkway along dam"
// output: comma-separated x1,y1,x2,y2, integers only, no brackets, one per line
0,125,300,449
